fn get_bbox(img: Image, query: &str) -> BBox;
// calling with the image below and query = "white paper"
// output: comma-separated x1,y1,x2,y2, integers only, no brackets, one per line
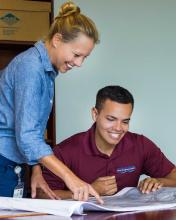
0,187,176,217
0,198,84,217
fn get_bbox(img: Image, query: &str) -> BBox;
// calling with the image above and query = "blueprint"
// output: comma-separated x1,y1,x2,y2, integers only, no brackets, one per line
0,187,176,217
87,187,176,210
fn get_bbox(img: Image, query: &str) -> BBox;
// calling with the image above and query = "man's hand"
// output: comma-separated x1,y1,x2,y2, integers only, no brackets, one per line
31,165,59,199
91,176,117,196
138,177,163,194
64,172,104,204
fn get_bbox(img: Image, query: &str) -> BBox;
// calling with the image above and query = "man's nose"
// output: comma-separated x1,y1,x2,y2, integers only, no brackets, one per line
114,122,122,131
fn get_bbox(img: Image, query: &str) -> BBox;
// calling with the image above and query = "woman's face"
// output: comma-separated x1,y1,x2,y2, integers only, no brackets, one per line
50,33,95,73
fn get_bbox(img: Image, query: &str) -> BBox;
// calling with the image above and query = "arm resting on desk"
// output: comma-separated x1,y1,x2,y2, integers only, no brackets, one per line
138,167,176,193
158,167,176,186
37,175,118,199
37,189,72,200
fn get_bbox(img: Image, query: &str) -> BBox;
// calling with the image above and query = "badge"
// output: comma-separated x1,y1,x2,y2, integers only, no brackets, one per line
13,165,24,198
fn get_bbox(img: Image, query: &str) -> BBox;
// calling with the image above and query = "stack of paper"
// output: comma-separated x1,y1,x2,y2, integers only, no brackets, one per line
0,187,176,217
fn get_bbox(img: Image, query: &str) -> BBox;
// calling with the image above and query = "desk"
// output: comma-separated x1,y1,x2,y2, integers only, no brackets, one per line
2,209,176,220
72,209,176,220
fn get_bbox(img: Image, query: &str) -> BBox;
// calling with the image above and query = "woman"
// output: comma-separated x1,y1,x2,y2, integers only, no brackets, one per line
0,1,102,203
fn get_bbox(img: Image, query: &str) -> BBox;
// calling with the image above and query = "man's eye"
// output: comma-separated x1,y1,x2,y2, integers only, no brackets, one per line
107,118,114,121
123,121,129,124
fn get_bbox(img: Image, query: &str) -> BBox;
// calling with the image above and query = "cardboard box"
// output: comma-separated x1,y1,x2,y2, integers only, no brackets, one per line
0,0,51,41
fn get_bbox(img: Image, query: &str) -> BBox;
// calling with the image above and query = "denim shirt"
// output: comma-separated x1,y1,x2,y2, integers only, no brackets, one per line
0,41,58,165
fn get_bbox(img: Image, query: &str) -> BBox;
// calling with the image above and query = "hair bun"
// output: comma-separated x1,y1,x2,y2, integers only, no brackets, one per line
58,1,80,18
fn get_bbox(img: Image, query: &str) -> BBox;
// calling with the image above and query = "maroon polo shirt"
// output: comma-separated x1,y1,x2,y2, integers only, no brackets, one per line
43,124,175,191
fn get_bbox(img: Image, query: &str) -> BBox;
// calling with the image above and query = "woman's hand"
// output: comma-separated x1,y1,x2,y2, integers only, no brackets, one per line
64,172,104,204
31,165,59,199
40,155,104,204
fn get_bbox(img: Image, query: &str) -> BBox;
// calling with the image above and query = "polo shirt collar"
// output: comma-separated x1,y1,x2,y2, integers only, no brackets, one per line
85,123,110,158
34,41,59,79
85,123,129,159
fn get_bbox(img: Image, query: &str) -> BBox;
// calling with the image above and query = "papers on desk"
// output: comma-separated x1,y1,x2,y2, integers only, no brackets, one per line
0,187,176,217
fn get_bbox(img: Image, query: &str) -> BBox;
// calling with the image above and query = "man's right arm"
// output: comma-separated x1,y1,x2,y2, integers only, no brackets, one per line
36,154,103,203
37,175,118,199
37,188,72,200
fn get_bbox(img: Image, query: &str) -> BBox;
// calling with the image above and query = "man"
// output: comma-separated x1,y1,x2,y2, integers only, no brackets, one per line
38,85,176,199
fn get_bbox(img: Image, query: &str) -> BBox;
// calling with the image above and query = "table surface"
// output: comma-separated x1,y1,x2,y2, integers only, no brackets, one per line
2,208,176,220
72,208,176,220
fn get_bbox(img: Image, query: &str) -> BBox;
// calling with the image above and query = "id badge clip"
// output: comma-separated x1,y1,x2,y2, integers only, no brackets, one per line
13,165,24,198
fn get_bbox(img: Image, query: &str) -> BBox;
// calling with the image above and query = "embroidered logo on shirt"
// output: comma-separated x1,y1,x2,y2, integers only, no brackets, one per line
116,166,136,174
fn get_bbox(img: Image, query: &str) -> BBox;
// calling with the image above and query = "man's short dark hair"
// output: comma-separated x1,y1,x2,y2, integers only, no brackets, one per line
95,85,134,111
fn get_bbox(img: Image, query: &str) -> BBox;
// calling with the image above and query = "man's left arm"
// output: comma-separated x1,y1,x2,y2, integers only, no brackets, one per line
157,167,176,186
138,167,176,193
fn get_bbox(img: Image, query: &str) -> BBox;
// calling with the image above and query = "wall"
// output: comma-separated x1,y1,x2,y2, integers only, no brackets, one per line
54,0,176,164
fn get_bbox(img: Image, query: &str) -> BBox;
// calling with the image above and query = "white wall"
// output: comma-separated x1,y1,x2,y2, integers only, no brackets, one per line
54,0,176,164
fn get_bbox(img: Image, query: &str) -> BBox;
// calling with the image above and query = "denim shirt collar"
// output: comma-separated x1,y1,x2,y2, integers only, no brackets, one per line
34,41,59,79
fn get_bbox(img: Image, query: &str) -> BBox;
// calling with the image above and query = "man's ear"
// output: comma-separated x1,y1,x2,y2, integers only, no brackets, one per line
91,107,98,122
52,33,62,48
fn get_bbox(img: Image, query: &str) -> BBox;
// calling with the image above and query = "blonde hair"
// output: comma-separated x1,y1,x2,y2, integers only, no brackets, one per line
45,1,99,44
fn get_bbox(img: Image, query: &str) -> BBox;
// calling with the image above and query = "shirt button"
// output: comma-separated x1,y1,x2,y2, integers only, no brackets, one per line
50,99,53,104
